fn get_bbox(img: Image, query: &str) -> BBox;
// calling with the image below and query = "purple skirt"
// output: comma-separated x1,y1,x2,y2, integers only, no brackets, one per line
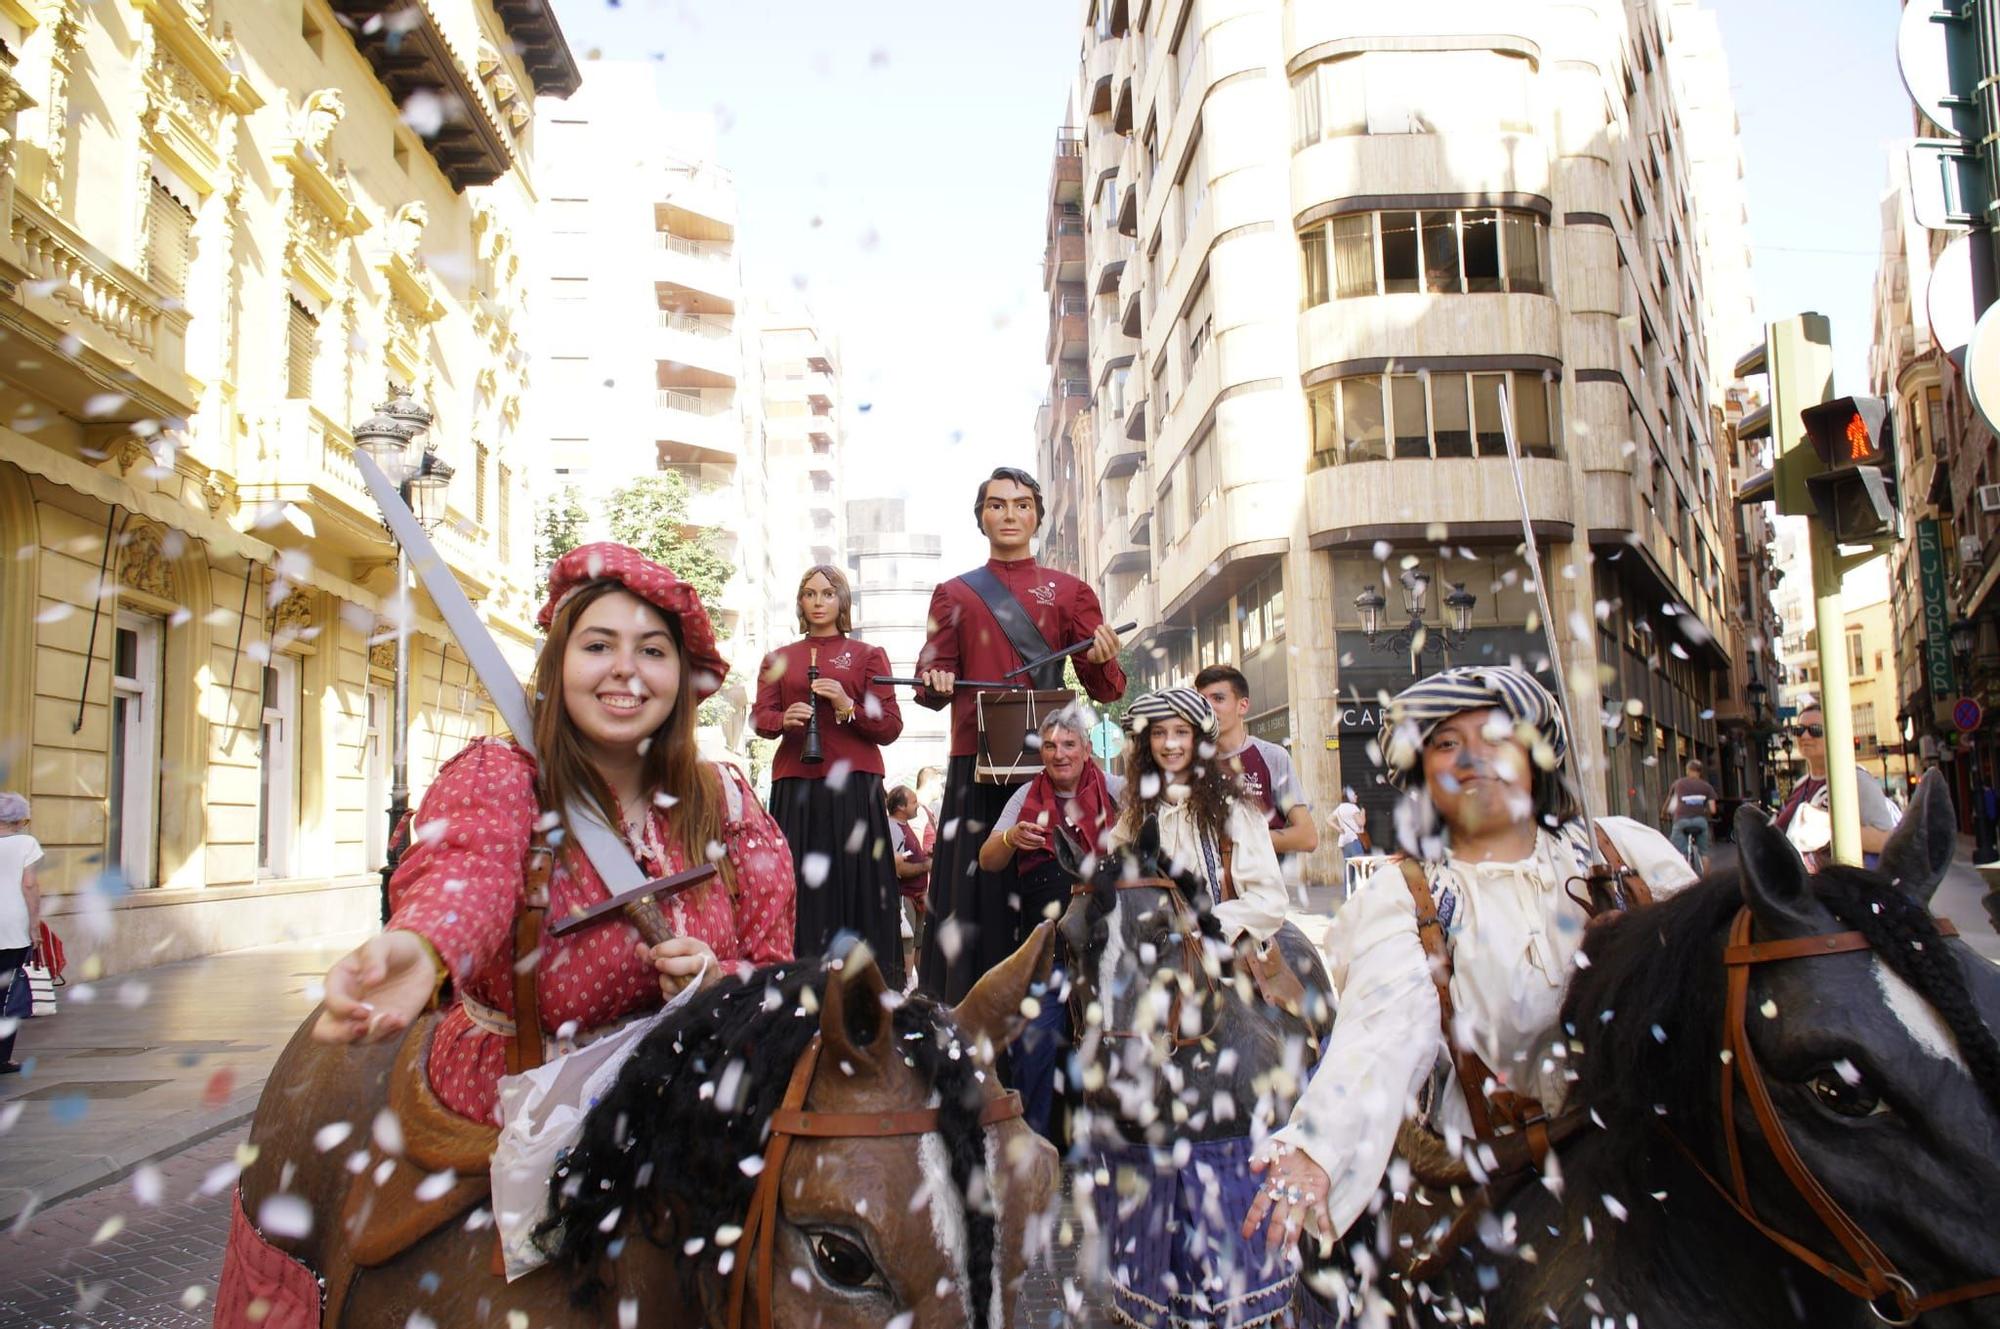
1092,1135,1296,1327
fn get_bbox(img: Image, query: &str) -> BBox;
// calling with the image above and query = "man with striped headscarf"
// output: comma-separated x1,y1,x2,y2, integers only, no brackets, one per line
1241,664,1691,1274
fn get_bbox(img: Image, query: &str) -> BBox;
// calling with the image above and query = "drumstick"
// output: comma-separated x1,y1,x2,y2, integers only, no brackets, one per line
1003,622,1139,681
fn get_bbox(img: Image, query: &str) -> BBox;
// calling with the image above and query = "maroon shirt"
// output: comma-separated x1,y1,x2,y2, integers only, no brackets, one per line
1227,743,1285,833
754,636,902,782
914,558,1127,758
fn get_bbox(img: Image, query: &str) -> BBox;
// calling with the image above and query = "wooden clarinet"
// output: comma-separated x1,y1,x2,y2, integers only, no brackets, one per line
802,644,825,765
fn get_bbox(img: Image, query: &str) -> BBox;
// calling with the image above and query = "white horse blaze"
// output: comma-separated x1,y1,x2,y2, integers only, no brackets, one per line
917,1132,975,1326
1872,957,1967,1069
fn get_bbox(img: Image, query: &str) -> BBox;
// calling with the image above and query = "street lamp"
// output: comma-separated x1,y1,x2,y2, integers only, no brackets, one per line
1354,565,1477,668
353,394,450,919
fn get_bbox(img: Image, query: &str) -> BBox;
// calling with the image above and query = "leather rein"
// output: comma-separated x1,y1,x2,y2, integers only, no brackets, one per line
1071,875,1224,1050
721,1032,1025,1329
1676,907,2000,1324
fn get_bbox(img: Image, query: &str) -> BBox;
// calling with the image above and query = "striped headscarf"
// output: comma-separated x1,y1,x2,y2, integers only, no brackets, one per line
1126,686,1218,738
1377,665,1567,789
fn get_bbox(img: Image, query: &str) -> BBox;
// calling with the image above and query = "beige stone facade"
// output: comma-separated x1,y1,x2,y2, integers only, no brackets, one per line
1040,0,1757,867
0,0,575,975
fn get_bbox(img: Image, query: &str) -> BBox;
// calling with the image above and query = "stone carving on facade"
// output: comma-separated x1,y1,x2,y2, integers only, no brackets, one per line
474,40,530,135
271,588,314,638
32,0,84,209
388,200,427,265
369,638,396,673
118,522,177,600
0,48,38,182
296,88,344,161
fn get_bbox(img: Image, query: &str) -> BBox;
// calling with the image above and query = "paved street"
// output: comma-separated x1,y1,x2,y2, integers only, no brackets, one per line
1,847,1993,1328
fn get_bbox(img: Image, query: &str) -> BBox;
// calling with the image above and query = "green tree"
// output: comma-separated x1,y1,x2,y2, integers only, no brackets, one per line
533,483,587,571
604,472,735,630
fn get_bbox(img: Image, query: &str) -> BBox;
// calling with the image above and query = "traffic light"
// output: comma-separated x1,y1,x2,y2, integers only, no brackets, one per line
1800,396,1898,544
1732,314,1834,516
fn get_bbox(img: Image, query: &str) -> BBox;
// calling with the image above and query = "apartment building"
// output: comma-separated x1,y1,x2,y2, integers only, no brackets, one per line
0,0,576,972
1039,0,1757,858
528,64,779,753
846,497,950,782
757,306,847,580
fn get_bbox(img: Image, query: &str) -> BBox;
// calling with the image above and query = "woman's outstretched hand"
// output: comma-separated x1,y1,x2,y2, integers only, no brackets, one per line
1242,1141,1333,1254
313,930,440,1044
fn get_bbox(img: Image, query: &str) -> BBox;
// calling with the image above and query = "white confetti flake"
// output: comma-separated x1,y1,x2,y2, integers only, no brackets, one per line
90,1216,124,1245
800,852,831,888
132,1163,163,1206
258,1193,314,1240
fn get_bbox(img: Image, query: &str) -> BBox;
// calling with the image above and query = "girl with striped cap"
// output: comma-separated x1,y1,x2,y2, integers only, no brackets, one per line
1239,664,1692,1283
1111,685,1290,947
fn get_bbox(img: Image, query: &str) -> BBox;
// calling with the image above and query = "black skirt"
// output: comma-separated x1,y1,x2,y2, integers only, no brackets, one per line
769,771,904,989
915,754,1025,1004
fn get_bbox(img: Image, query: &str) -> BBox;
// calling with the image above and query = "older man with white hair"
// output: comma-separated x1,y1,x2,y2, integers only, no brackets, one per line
0,791,43,1074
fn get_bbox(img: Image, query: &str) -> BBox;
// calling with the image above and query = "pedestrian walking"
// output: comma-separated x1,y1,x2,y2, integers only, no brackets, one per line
753,564,907,985
0,791,42,1074
1662,757,1719,871
1194,665,1319,883
1329,786,1370,883
1774,700,1900,870
912,466,1126,1004
885,785,932,980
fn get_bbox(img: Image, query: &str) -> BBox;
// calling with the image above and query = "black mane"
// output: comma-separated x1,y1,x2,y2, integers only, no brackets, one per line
1563,863,2000,1190
537,961,1000,1324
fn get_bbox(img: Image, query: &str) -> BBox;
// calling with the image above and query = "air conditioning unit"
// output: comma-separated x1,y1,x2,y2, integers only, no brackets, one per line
1980,484,2000,514
1962,534,1985,566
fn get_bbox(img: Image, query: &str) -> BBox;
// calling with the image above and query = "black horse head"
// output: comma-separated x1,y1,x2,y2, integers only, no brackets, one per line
1540,770,2000,1327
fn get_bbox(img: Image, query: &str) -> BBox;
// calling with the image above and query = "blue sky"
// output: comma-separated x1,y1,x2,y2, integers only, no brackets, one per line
546,0,1919,565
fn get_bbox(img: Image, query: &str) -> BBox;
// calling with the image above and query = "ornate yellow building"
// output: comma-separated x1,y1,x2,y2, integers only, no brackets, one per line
0,0,577,974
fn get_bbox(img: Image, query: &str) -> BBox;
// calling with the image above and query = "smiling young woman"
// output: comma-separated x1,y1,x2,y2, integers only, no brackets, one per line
753,564,907,984
303,543,797,1125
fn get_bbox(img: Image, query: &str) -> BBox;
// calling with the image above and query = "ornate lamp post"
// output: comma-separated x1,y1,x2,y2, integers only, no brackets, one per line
1354,566,1477,670
353,394,452,918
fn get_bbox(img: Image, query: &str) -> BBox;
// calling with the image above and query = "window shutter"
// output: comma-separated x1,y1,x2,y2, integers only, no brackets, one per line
497,464,513,562
147,181,194,296
287,299,317,399
475,443,489,522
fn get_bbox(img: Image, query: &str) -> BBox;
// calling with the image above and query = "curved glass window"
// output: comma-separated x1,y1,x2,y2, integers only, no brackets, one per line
1300,208,1545,304
1308,370,1559,468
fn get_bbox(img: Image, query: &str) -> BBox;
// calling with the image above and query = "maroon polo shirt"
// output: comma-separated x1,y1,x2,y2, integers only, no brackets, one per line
753,635,902,781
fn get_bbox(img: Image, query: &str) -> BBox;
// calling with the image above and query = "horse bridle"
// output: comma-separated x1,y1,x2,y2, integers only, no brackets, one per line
722,1032,1026,1329
1071,876,1222,1050
1676,907,2000,1324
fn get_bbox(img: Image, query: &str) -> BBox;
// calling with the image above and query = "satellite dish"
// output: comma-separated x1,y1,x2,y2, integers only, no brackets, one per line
1927,232,1977,369
1966,301,2000,437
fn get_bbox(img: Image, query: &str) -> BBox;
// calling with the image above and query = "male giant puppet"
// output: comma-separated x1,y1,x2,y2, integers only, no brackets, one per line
914,467,1126,1002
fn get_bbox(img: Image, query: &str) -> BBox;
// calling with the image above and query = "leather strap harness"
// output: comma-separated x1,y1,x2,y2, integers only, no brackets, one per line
1671,909,2000,1325
721,1033,1025,1329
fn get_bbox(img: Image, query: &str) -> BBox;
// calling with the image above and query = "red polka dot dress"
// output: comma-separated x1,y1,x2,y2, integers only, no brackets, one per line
387,739,796,1124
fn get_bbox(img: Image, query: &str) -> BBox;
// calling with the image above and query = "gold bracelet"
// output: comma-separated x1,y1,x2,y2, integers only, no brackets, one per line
1002,827,1016,851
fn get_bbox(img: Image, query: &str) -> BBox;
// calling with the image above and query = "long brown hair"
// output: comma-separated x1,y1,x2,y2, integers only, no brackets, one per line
530,580,727,887
1116,724,1239,845
794,563,853,635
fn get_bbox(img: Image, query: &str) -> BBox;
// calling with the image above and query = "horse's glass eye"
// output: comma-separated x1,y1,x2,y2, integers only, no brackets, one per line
1808,1066,1888,1119
811,1232,878,1289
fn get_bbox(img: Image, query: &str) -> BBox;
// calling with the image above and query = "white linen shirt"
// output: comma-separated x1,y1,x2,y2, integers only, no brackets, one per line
1114,787,1290,945
1272,815,1692,1239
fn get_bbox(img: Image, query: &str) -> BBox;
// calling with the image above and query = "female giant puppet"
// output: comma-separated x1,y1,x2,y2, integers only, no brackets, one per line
216,544,797,1313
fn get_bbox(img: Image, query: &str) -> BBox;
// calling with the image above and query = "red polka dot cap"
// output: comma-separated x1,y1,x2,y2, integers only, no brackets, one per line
537,542,732,699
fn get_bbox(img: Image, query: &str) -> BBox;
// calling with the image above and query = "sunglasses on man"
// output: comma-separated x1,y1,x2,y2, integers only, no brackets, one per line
1793,723,1825,738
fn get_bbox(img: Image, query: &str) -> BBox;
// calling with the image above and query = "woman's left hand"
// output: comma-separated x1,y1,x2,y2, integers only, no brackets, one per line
1242,1142,1332,1254
810,678,853,711
635,936,719,1000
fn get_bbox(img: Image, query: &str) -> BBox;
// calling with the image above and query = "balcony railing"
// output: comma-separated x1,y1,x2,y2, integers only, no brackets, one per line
654,232,732,265
1055,129,1083,157
656,310,733,338
657,388,732,415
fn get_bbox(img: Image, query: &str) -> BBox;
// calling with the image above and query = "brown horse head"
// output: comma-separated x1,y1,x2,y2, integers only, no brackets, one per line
539,928,1061,1328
